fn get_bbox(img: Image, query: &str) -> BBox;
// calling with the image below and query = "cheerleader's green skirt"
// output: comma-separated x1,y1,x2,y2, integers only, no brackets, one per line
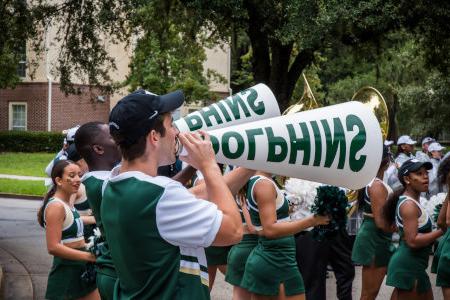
205,245,232,266
45,256,97,300
352,218,393,267
225,234,258,287
241,236,305,296
432,229,450,287
386,241,432,293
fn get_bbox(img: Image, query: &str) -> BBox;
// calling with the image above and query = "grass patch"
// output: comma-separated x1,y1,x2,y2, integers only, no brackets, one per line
0,152,54,177
0,178,46,197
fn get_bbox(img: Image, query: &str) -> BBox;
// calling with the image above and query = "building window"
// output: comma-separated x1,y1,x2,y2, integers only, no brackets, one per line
16,42,26,78
9,102,27,131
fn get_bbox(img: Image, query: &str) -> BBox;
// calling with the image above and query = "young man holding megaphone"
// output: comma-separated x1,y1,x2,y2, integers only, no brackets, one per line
101,89,254,300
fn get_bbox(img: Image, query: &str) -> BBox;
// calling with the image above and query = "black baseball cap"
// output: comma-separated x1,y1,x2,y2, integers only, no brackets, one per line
398,159,432,184
66,143,82,162
109,89,184,146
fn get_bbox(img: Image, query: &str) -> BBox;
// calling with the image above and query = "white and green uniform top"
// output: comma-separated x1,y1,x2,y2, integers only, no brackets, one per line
101,166,223,300
73,183,91,216
81,171,110,234
246,175,290,231
362,178,393,215
44,197,84,244
82,171,115,274
395,196,432,233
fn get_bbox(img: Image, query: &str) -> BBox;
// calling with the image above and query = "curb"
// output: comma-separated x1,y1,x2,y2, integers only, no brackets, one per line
0,193,41,201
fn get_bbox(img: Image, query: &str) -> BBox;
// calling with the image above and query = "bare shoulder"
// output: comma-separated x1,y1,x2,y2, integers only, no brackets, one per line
399,199,420,219
254,178,277,199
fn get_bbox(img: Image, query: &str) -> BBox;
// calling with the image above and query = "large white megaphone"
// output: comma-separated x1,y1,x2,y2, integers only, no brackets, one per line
175,83,280,132
203,101,382,190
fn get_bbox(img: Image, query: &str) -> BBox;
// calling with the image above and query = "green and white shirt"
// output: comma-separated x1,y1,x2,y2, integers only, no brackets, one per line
101,166,223,300
82,171,116,275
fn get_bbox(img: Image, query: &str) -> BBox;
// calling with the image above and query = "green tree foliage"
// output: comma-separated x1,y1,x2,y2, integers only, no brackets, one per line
125,1,225,102
0,0,34,89
33,0,136,94
316,32,450,139
1,0,449,114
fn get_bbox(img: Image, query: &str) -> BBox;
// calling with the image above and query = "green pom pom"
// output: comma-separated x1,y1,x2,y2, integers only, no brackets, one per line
433,204,442,224
310,186,349,241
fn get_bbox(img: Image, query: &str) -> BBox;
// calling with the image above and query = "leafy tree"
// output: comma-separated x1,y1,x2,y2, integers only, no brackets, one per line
316,31,450,139
125,0,225,102
33,0,137,94
2,0,448,111
0,0,34,89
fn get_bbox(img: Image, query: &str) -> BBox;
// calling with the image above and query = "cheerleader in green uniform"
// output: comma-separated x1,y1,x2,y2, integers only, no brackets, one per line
432,156,450,299
385,159,444,300
37,160,99,300
352,145,395,300
225,185,258,300
241,172,329,300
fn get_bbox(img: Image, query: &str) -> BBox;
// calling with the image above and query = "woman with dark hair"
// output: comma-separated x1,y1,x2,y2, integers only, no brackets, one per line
240,172,329,300
352,146,395,300
37,160,99,300
384,159,444,300
432,155,450,299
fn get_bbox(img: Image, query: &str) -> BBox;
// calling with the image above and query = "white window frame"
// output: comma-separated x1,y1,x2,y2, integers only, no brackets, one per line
8,102,27,131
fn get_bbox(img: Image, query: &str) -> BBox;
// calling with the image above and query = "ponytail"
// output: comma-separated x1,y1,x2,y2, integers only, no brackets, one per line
383,187,405,226
37,185,56,228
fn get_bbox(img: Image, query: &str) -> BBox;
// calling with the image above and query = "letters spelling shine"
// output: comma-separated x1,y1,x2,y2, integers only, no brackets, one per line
182,87,265,131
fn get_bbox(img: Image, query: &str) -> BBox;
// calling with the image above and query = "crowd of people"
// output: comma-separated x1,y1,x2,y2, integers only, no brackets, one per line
37,89,449,300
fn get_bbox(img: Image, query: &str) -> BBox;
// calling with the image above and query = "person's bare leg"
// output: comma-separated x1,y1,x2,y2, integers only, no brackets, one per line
218,264,227,275
77,288,100,300
208,266,217,291
390,288,398,300
397,286,433,300
360,265,387,300
443,287,450,300
233,286,252,300
251,294,277,300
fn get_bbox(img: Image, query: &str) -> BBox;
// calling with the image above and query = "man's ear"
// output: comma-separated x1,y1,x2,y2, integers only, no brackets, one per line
93,145,104,155
148,130,160,145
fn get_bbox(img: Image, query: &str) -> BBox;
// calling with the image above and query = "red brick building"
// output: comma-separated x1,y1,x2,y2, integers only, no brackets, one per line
0,83,110,132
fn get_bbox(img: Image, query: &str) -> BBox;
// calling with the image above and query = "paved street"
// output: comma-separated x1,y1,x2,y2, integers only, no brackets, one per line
0,197,444,299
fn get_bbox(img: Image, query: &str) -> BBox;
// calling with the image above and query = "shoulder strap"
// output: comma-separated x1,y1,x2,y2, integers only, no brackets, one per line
43,198,69,227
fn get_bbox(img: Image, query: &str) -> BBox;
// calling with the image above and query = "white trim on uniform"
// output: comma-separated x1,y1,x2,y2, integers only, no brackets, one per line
396,196,429,228
81,170,111,182
156,180,223,248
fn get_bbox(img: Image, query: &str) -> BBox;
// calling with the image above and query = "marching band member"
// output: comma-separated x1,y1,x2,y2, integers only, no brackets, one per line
395,135,417,167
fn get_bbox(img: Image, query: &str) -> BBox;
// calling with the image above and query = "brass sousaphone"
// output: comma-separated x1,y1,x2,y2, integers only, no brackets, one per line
347,86,389,213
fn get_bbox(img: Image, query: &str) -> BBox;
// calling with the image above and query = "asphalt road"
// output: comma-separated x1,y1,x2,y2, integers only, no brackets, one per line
0,197,444,300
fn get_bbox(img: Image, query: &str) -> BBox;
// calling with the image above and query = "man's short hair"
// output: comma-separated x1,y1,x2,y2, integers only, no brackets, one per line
74,121,105,166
